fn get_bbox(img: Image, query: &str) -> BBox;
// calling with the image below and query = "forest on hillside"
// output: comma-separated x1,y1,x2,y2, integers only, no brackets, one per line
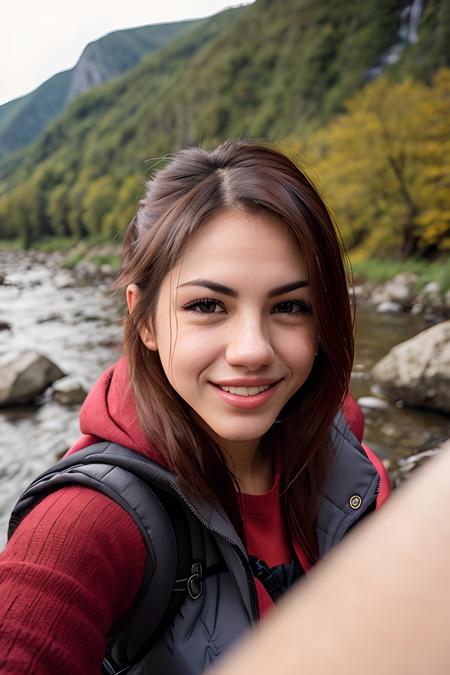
0,0,449,259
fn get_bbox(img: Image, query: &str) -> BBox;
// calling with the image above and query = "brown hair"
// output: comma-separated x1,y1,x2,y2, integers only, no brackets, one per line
116,140,354,562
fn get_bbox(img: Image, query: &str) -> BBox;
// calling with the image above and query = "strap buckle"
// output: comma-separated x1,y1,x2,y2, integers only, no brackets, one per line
187,561,203,600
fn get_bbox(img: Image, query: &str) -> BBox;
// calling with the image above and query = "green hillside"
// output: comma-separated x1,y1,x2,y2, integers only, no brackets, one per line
0,0,448,252
0,18,202,158
0,71,72,155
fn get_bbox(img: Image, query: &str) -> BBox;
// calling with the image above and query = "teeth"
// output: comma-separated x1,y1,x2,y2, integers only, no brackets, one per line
220,384,271,396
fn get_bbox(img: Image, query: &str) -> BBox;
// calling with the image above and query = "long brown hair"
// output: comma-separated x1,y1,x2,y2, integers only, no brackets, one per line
116,140,354,562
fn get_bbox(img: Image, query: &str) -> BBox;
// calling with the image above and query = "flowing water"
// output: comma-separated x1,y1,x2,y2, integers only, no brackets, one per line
0,252,449,543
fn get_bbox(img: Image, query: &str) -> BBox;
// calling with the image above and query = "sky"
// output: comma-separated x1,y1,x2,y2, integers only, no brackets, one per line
1,0,254,106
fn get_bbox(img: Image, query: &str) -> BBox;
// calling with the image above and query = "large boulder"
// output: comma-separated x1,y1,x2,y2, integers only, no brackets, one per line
0,351,65,406
371,321,450,414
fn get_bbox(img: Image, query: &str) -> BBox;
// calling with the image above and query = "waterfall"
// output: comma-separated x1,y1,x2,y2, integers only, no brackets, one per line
408,0,426,44
366,0,426,79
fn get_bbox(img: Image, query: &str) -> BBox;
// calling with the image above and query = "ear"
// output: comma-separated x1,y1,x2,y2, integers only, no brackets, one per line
126,283,158,351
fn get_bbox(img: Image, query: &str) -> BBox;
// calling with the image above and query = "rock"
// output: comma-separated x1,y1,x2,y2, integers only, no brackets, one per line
75,259,97,277
353,285,365,298
357,396,390,411
78,308,100,322
0,351,65,406
417,282,444,310
52,376,87,405
0,320,11,331
371,320,450,414
410,303,423,315
445,289,450,311
370,273,417,310
0,272,6,285
384,273,418,308
377,301,403,313
52,272,75,289
423,281,440,295
100,264,114,276
380,422,402,440
370,285,390,305
37,313,63,324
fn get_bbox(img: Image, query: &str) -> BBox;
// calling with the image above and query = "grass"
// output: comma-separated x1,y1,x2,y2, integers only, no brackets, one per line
63,253,85,270
350,258,450,292
90,253,122,271
35,237,81,253
0,239,22,252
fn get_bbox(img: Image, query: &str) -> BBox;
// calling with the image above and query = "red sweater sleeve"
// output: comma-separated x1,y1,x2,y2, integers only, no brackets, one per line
0,486,146,675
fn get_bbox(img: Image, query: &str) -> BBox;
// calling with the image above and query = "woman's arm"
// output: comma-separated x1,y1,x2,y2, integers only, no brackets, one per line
0,486,145,675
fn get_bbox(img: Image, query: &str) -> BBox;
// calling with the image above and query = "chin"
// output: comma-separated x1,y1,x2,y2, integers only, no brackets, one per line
211,422,275,444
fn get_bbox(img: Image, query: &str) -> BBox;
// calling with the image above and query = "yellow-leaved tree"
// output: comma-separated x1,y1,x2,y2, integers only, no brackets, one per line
294,69,450,258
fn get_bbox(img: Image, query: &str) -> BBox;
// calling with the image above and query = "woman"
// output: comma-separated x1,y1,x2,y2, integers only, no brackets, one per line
0,140,389,675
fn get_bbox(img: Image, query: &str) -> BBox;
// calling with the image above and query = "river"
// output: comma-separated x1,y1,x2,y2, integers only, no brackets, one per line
0,252,449,543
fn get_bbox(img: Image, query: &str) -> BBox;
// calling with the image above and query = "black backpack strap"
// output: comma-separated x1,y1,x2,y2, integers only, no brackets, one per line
7,443,207,671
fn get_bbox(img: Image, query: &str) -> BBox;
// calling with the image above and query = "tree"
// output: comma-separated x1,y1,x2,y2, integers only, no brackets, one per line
46,184,70,237
101,174,143,238
298,70,450,258
82,176,116,236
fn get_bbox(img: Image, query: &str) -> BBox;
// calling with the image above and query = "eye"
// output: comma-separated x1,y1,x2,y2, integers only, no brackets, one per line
183,298,226,314
272,301,313,315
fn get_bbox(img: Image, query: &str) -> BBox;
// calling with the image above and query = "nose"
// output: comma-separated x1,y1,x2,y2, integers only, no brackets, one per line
225,313,275,370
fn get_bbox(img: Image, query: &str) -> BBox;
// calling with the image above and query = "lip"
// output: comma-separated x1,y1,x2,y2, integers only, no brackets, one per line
210,380,280,410
211,378,282,387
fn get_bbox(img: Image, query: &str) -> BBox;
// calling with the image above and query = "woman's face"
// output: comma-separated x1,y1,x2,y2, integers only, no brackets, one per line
130,208,317,456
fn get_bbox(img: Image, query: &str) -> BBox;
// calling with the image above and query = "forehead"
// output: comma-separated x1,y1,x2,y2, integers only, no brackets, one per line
178,208,306,277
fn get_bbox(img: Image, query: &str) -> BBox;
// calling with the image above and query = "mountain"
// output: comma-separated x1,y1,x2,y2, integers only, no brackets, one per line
0,71,72,155
0,0,448,247
0,18,203,157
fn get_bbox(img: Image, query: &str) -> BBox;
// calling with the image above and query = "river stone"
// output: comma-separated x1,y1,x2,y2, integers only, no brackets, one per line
0,351,65,406
370,285,390,305
371,321,450,414
75,259,97,277
417,282,444,310
377,301,403,313
357,396,390,411
52,376,87,405
53,272,75,289
100,264,114,276
384,273,418,308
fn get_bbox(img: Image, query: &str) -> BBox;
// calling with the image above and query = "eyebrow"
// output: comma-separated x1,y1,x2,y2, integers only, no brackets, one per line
177,279,309,297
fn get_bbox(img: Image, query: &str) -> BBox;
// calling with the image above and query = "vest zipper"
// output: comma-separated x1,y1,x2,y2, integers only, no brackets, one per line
155,476,260,621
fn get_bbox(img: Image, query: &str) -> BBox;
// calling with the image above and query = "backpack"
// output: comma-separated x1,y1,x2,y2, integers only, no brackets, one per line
8,442,227,675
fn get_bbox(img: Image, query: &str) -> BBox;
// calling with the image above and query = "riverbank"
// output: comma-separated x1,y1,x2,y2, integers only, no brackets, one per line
2,238,449,287
351,258,450,323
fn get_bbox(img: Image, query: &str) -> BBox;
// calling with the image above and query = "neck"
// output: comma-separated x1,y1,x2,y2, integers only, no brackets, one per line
220,436,274,495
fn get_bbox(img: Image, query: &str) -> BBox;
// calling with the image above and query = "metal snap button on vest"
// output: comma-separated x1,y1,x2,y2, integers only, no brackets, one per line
349,494,362,510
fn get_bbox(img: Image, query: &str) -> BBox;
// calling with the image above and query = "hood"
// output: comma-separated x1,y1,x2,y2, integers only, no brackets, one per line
67,357,166,466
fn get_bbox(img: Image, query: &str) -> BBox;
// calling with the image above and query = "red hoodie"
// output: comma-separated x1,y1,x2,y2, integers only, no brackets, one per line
0,358,390,675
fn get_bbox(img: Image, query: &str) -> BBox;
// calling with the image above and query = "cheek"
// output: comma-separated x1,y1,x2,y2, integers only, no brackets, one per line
159,328,221,388
280,327,317,375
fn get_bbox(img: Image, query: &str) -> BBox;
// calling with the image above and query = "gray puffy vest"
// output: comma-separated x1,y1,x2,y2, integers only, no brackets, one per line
8,412,379,675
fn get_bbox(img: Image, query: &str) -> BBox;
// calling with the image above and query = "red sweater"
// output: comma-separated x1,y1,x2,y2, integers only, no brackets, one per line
0,358,389,674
